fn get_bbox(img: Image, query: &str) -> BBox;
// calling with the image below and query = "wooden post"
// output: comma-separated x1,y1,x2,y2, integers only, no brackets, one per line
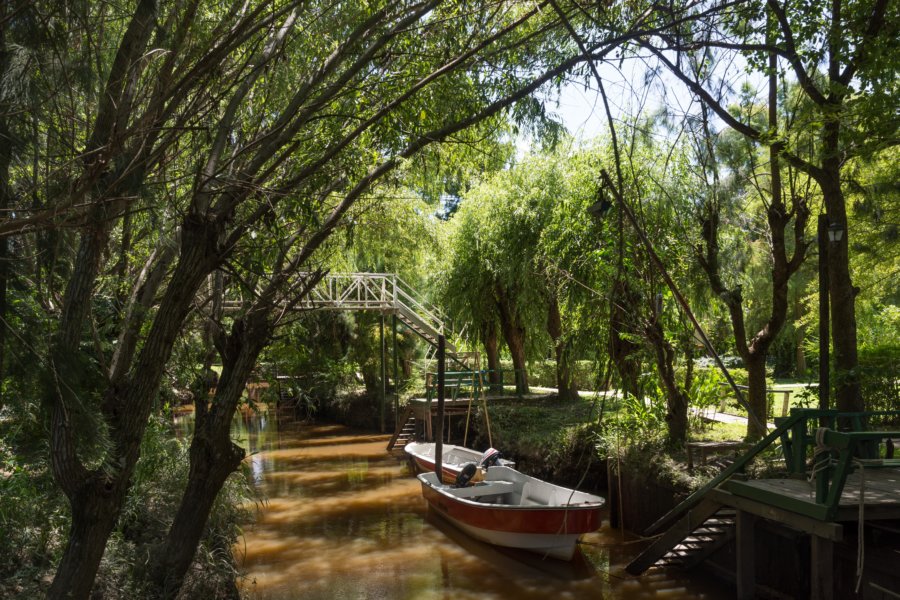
607,460,618,529
818,214,830,412
392,314,399,428
435,335,446,484
810,535,834,600
736,510,756,600
380,314,386,433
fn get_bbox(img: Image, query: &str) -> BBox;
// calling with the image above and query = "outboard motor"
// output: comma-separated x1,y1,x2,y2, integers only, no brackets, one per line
479,447,502,469
455,463,478,488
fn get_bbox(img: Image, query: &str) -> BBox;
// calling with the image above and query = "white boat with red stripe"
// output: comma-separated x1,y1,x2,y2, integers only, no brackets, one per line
418,466,604,561
404,442,514,484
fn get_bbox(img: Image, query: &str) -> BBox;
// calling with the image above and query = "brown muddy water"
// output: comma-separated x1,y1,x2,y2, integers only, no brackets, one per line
225,411,732,600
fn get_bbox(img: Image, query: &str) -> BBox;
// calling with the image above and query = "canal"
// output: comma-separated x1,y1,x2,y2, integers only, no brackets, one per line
229,411,731,599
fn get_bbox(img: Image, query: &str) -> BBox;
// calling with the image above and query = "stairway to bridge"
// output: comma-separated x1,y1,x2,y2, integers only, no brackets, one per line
301,273,458,358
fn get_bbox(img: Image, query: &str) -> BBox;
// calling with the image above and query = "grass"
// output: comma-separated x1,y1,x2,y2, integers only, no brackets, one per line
716,378,819,418
486,395,600,448
690,420,747,442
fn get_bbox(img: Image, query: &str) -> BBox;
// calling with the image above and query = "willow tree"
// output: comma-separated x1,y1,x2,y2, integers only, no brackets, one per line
443,154,574,396
443,148,604,400
634,0,899,413
0,2,686,598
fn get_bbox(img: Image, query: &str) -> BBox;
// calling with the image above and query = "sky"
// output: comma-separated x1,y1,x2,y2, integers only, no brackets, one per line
528,50,765,149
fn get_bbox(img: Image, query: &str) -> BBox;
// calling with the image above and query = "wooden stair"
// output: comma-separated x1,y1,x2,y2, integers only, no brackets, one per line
387,405,416,451
626,499,735,574
396,304,456,354
655,507,736,570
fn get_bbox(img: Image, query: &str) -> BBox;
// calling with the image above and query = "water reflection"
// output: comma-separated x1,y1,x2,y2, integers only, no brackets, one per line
230,411,730,600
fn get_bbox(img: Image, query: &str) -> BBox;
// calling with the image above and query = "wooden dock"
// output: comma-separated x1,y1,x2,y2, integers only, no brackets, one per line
626,408,900,599
725,470,900,522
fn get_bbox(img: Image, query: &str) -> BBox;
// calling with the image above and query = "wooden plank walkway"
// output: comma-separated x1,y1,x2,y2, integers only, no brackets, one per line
726,468,900,521
690,406,775,429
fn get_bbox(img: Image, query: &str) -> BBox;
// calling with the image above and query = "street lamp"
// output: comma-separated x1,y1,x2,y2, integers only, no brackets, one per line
828,220,844,243
818,216,843,410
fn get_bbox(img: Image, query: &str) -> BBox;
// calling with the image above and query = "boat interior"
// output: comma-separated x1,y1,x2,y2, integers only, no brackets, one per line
420,467,603,508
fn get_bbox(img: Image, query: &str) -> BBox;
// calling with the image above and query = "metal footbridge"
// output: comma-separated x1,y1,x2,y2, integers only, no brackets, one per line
298,272,456,355
225,272,457,356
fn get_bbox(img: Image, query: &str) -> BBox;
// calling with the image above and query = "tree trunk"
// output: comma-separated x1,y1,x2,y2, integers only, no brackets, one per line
495,287,528,394
645,317,688,448
0,106,10,400
0,15,10,398
481,320,502,393
46,223,115,599
745,354,769,440
47,215,221,598
547,295,578,401
609,280,640,400
47,479,126,599
151,313,265,597
795,295,807,377
152,435,244,598
820,171,862,411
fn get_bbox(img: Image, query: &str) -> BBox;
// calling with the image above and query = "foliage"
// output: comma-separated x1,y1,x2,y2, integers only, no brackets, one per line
476,396,605,489
0,413,256,599
855,345,900,425
517,359,599,391
0,434,67,596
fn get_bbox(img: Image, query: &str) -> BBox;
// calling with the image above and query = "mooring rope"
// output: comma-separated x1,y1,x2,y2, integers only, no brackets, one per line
807,427,867,592
853,457,866,593
807,427,832,485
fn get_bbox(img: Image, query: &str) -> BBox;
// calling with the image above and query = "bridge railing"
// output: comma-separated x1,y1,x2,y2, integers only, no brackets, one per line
392,275,448,335
223,272,454,347
303,272,393,310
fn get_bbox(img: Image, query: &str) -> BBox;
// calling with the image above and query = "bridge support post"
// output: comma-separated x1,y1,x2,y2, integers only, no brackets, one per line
380,314,387,433
435,335,445,483
393,314,399,428
736,510,756,599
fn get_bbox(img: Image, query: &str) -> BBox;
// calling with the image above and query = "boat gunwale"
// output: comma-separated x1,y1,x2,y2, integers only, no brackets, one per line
416,471,605,511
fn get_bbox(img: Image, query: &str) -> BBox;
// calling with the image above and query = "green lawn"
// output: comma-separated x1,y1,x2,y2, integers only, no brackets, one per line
716,379,819,418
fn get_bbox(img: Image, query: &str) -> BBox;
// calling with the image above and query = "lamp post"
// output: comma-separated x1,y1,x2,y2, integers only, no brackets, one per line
817,215,844,411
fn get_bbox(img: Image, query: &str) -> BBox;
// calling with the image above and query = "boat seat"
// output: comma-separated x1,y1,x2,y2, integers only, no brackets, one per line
520,482,552,506
451,481,515,498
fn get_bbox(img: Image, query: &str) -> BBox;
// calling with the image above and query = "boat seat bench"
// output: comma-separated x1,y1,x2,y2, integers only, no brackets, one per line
450,481,516,499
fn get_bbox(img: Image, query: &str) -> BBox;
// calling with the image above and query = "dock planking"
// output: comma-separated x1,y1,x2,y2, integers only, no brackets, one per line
727,469,900,521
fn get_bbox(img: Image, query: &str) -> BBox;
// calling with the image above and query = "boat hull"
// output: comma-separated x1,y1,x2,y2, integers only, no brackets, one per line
414,457,462,484
405,442,513,484
417,469,603,561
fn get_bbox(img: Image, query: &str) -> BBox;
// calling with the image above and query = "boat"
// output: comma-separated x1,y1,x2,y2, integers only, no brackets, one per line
417,465,604,560
404,442,514,484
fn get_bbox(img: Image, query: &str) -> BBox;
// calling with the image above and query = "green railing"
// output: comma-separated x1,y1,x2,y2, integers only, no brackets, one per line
646,408,900,533
777,409,900,474
424,370,484,403
810,429,900,519
423,368,529,403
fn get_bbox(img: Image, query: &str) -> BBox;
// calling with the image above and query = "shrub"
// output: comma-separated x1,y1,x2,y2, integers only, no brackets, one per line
856,344,899,426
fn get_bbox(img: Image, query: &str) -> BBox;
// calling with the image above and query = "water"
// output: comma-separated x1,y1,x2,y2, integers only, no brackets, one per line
231,411,731,600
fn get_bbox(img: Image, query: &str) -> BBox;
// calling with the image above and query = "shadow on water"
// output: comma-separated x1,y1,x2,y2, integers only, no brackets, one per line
221,410,733,600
